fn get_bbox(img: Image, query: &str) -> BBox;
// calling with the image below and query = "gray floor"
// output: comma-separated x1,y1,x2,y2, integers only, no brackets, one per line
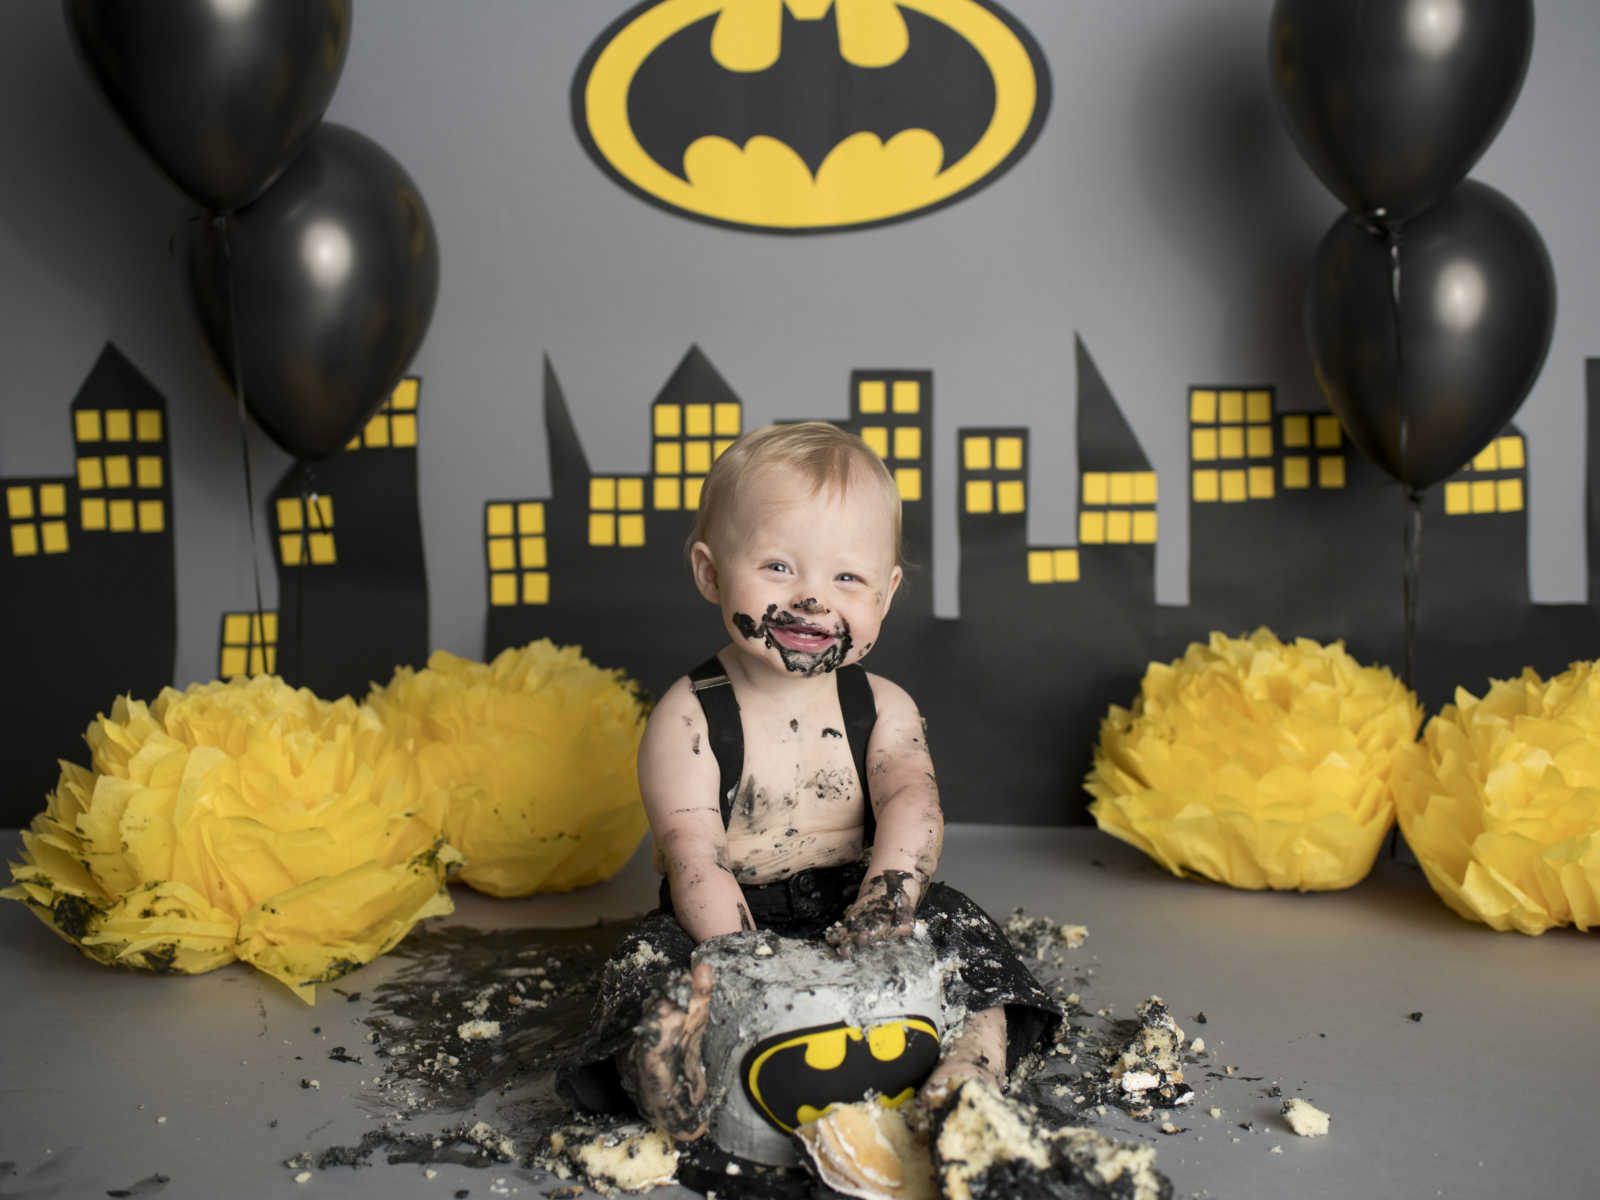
2,824,1596,1199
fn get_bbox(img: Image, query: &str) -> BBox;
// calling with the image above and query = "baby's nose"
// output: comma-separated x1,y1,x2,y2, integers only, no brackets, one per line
792,595,829,615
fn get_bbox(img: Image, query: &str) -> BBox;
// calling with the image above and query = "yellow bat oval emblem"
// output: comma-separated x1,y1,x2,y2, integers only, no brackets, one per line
572,0,1050,233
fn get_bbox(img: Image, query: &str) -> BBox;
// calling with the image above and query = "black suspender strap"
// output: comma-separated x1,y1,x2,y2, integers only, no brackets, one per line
835,664,878,846
688,655,743,827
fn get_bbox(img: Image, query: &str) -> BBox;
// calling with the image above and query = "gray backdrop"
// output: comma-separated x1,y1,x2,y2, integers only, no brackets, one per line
2,0,1595,692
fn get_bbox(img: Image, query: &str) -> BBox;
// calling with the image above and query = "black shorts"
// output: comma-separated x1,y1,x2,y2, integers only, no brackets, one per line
556,861,1062,1116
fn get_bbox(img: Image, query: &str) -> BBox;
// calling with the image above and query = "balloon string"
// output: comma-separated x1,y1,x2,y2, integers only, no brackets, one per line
296,461,315,687
221,216,270,677
1402,487,1423,692
1391,486,1425,862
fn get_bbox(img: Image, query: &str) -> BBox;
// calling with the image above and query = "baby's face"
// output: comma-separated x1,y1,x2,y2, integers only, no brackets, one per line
694,465,902,679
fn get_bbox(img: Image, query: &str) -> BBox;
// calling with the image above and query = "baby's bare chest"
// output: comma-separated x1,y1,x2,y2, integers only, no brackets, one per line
721,712,868,881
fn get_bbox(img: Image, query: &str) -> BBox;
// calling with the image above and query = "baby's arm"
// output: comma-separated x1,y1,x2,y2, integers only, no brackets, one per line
828,674,944,948
638,676,755,943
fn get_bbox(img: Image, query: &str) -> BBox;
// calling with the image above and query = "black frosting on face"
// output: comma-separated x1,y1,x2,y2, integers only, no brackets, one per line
732,604,853,676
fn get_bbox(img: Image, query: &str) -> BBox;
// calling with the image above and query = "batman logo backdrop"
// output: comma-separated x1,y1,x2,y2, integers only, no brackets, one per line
740,1015,941,1132
572,0,1050,233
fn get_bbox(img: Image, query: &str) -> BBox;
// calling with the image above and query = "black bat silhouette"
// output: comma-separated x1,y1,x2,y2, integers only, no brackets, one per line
740,1016,941,1132
627,5,995,179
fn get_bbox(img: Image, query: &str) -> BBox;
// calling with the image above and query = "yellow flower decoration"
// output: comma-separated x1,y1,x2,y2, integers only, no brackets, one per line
2,676,459,1001
1394,662,1600,933
1087,629,1421,890
369,641,651,898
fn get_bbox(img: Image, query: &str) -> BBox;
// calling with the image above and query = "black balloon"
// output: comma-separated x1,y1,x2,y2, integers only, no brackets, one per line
189,123,440,461
1305,180,1555,489
1269,0,1533,226
64,0,351,213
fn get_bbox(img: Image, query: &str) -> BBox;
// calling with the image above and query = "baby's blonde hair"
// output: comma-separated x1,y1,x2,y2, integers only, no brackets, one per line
690,421,903,565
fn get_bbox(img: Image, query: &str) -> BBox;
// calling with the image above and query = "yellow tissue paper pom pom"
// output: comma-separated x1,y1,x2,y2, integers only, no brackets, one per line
3,676,460,1001
369,641,651,898
1087,629,1422,890
1394,662,1600,934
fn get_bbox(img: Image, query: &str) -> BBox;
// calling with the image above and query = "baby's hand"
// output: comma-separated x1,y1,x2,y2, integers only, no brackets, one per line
826,870,919,953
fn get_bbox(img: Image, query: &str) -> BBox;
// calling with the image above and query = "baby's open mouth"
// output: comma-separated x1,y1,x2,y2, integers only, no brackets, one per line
767,622,836,653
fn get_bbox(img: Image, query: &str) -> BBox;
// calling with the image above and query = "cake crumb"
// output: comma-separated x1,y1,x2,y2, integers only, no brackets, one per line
1282,1098,1331,1137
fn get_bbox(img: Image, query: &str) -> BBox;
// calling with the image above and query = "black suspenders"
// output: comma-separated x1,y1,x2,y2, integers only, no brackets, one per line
687,655,878,845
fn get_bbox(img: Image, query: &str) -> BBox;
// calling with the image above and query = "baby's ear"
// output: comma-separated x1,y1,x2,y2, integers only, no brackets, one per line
690,541,721,603
881,564,904,613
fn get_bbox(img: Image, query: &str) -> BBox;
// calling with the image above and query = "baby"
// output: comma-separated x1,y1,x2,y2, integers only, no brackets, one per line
559,422,1058,1141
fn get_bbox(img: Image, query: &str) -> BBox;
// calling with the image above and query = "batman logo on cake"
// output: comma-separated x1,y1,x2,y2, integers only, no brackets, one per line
572,0,1050,233
739,1015,941,1132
